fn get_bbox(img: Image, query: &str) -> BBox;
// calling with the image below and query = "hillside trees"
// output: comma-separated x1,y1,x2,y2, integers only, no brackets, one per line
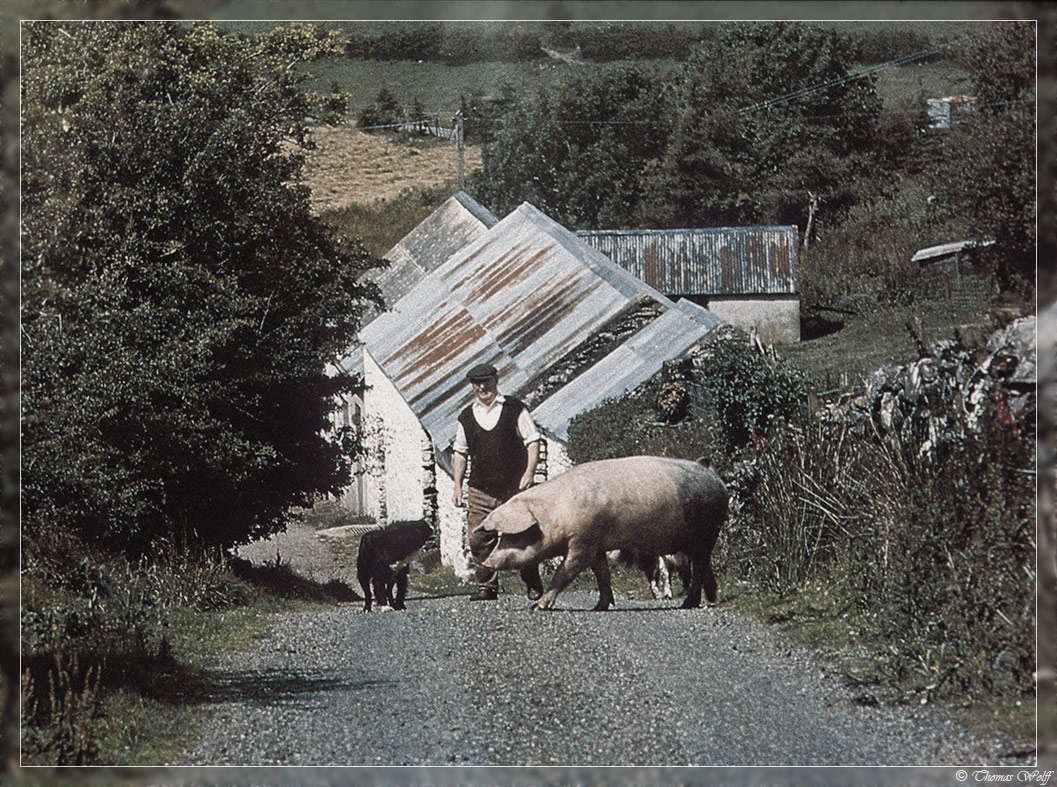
472,63,672,229
641,22,883,231
474,23,883,235
930,22,1035,295
21,22,382,556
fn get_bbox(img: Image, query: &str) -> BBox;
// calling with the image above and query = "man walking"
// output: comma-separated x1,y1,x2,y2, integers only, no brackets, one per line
452,363,544,601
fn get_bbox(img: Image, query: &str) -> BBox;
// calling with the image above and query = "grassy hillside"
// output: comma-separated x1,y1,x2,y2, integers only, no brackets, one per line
299,55,971,121
239,19,985,120
298,126,481,214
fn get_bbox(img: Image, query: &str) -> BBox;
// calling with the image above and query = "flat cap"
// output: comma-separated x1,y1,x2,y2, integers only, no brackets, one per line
466,362,498,381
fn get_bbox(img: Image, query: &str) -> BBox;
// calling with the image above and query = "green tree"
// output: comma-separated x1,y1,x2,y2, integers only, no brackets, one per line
474,23,881,235
931,22,1035,295
21,21,381,555
641,22,882,231
472,63,671,229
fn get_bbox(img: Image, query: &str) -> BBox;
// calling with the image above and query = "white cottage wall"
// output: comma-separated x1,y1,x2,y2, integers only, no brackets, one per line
364,349,477,578
362,350,429,523
706,297,800,344
544,437,573,477
435,467,474,580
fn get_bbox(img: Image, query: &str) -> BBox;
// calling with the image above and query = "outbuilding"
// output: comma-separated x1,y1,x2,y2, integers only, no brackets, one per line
911,238,996,305
576,226,800,344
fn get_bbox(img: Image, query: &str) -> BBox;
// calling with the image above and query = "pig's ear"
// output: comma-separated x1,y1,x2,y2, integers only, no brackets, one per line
487,500,539,534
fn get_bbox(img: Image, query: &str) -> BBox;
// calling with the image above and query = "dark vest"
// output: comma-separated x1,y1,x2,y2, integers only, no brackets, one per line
458,398,529,501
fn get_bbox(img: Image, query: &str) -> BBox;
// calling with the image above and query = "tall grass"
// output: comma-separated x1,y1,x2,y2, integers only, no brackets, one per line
320,183,453,258
19,525,358,766
570,316,1035,715
724,403,1035,704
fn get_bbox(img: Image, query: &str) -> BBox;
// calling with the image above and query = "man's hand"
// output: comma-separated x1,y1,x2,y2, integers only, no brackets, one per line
452,484,465,507
518,473,534,491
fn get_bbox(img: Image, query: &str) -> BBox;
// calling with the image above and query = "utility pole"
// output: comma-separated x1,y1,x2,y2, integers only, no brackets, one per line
455,109,464,191
803,191,819,252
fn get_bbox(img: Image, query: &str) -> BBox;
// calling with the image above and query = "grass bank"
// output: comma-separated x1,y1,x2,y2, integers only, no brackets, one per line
17,516,361,767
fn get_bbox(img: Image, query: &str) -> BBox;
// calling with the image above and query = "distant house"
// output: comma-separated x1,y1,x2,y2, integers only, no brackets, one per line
576,226,800,343
927,95,978,129
340,200,721,575
912,238,996,303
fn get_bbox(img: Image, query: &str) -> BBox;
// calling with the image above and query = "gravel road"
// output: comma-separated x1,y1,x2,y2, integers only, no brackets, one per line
167,523,1031,768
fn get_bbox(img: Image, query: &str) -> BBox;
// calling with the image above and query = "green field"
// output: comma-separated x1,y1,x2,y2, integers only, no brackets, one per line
301,58,684,118
302,56,972,122
223,18,987,118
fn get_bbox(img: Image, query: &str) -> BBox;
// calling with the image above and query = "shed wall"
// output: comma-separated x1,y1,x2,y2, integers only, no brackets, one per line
363,349,476,577
705,297,800,344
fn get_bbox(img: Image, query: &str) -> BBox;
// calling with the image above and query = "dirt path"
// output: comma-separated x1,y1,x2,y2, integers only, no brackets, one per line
173,524,1030,769
233,520,358,585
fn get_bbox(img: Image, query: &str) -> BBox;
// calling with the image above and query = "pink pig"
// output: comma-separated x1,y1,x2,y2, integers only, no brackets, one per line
474,456,728,611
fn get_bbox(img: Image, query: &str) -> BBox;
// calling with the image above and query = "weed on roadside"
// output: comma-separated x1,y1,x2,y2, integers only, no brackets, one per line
19,526,361,766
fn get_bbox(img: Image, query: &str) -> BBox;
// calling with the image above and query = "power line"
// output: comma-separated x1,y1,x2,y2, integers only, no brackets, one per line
737,34,979,114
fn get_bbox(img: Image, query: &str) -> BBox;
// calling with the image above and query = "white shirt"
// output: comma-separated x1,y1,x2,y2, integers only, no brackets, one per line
452,394,540,456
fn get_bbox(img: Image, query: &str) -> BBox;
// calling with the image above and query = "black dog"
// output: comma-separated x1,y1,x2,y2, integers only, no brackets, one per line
357,520,432,612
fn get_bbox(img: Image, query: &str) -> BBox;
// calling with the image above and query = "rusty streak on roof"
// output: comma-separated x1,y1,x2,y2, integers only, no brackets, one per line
576,226,799,297
362,202,711,449
343,192,498,382
373,190,498,313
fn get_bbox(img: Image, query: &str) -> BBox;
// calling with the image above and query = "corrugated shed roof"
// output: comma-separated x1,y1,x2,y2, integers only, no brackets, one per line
911,238,994,263
576,226,799,296
361,202,717,450
372,190,498,312
531,300,721,442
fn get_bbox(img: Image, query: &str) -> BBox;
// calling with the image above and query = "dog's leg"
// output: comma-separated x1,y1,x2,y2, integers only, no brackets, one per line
372,566,393,610
391,565,410,610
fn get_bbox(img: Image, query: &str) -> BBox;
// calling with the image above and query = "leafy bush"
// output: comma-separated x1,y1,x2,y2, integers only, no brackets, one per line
357,86,403,130
471,62,672,229
693,340,807,452
855,27,939,64
566,380,723,466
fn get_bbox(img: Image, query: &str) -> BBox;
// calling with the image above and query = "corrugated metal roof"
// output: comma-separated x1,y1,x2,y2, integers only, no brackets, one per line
343,191,497,381
372,190,498,312
361,202,718,450
531,304,719,442
576,226,799,296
